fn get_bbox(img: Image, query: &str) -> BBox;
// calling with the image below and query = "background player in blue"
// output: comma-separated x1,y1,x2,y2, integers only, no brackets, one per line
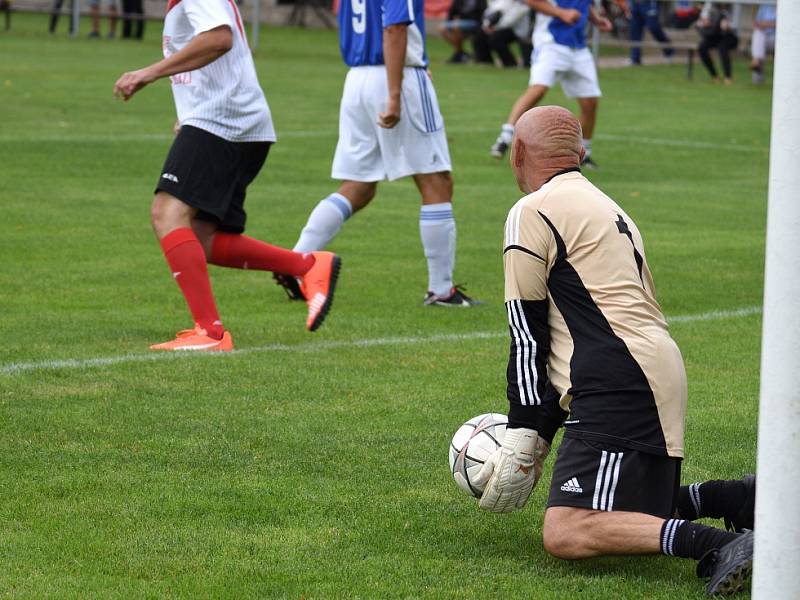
489,0,612,169
614,0,674,66
276,0,479,306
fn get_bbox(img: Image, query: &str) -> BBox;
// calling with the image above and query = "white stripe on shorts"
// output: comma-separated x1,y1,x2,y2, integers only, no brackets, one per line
592,451,624,511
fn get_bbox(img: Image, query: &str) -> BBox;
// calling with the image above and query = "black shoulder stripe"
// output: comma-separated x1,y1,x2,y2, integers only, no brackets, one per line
537,211,567,263
503,245,546,262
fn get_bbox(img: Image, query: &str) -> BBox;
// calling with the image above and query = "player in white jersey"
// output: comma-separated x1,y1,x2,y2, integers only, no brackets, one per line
274,0,479,307
113,0,340,351
489,0,611,169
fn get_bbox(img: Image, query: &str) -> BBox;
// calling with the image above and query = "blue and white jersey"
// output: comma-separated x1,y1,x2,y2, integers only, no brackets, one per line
532,0,591,49
756,5,777,32
339,0,428,68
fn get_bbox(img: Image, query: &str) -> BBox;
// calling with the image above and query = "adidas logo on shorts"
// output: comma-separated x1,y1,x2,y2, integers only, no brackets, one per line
161,173,179,183
560,477,584,493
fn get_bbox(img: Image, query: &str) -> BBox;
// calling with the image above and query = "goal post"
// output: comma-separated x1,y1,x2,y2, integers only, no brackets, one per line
753,0,800,598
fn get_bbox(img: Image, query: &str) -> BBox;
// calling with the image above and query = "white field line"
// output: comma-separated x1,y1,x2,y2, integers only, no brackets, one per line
0,129,766,153
1,305,761,376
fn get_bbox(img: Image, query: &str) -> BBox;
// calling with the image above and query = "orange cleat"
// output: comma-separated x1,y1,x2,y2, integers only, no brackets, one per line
299,251,341,332
149,326,234,352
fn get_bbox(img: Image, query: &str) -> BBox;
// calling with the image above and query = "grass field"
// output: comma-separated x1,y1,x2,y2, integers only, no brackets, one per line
0,12,771,598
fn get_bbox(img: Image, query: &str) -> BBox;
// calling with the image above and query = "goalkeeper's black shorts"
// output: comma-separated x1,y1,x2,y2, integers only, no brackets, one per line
546,436,681,519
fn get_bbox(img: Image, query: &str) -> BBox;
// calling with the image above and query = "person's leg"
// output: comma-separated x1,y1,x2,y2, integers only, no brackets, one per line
489,28,520,68
491,84,549,157
134,0,144,39
293,180,377,253
299,66,384,254
644,3,674,58
49,0,64,33
518,38,533,68
439,23,465,57
491,43,562,157
576,96,598,160
676,475,756,531
121,0,131,38
629,3,645,65
89,1,100,36
719,34,736,82
413,171,456,299
543,439,753,594
750,28,765,70
698,37,719,80
543,506,740,560
107,1,118,37
471,28,493,64
151,192,225,341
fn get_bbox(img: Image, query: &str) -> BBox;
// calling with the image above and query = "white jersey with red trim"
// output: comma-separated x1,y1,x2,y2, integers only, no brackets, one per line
163,0,275,142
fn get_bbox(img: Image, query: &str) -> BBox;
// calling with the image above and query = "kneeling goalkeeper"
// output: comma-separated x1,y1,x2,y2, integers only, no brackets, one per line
473,106,755,597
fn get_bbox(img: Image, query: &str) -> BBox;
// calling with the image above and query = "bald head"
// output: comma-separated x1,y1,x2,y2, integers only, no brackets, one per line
511,106,583,193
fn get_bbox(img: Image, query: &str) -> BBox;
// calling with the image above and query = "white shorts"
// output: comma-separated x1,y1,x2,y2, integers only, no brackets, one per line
529,43,602,99
331,66,452,182
751,28,775,61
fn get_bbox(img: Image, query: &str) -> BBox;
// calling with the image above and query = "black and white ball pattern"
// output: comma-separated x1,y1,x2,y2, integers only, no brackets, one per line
449,413,508,497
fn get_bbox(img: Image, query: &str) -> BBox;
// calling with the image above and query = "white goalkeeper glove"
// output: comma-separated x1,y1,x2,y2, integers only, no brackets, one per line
472,427,550,513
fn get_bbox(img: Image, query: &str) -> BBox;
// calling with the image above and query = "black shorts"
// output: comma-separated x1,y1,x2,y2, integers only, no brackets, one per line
155,125,271,234
546,436,681,519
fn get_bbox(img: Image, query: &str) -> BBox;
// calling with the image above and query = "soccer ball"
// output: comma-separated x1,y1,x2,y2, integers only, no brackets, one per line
449,413,508,497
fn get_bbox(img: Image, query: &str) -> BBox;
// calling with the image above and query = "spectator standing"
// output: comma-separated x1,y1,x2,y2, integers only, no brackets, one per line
438,0,486,63
615,0,674,65
696,2,738,84
121,0,145,40
750,4,776,84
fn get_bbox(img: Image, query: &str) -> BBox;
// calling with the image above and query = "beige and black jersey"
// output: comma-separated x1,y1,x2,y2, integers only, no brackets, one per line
503,169,687,458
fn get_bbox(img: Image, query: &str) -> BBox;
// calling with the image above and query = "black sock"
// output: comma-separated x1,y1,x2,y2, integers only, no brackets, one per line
685,479,748,520
660,519,739,560
676,482,701,520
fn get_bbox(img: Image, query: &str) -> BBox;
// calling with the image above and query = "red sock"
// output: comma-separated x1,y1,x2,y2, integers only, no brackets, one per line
160,228,224,339
210,233,315,276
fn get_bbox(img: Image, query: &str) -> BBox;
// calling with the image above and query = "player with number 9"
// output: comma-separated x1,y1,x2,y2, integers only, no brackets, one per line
274,0,480,306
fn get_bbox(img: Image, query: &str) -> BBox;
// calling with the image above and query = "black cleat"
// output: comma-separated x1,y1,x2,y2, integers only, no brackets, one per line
697,530,753,597
581,155,599,170
273,273,305,301
423,285,481,307
490,140,508,159
724,474,756,533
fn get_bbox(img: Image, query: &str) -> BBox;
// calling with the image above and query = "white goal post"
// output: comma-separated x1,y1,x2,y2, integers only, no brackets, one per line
753,0,800,597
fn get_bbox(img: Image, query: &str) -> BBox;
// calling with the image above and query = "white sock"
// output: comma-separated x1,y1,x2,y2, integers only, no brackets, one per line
500,123,515,144
294,193,353,253
419,203,456,297
582,138,593,158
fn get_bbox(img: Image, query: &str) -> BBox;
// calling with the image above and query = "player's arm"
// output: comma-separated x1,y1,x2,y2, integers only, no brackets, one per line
379,23,407,129
113,25,233,101
589,3,613,32
527,0,580,25
473,205,554,514
612,0,631,19
381,0,418,129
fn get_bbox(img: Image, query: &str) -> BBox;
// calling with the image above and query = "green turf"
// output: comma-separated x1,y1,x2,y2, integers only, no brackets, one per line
1,12,768,598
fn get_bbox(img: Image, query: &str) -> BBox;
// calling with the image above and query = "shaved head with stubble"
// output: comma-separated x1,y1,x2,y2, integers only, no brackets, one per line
511,106,585,194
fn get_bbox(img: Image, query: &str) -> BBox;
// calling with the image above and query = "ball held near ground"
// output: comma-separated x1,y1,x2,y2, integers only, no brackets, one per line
449,413,508,497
